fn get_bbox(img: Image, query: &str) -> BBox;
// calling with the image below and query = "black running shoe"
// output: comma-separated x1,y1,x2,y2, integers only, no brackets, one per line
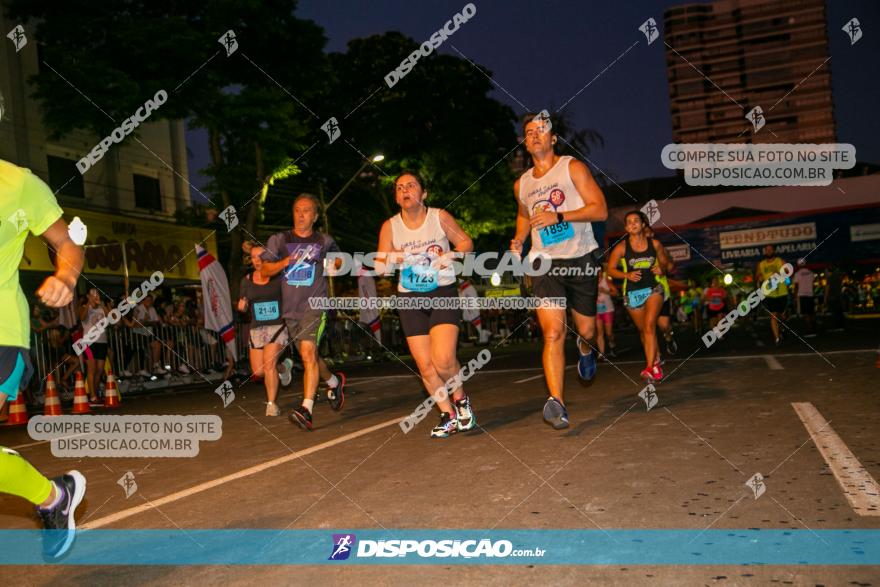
289,406,313,430
36,470,86,559
666,336,678,356
326,372,346,412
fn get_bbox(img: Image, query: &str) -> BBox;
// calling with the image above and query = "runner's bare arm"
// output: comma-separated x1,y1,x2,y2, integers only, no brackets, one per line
438,209,473,253
375,220,402,276
606,242,632,281
38,218,83,308
558,160,608,224
260,257,289,277
511,179,530,254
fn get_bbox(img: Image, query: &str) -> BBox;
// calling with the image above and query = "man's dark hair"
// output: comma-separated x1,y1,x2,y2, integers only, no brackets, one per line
520,111,556,136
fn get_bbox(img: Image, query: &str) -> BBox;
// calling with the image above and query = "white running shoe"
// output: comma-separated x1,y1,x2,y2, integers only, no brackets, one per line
265,402,281,417
278,358,293,387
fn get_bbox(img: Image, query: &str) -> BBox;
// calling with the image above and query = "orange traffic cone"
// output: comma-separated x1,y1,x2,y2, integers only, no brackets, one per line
44,374,62,416
104,368,120,408
7,393,29,426
71,372,90,414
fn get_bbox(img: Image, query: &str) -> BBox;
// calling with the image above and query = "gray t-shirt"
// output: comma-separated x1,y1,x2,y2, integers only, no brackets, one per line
262,230,339,318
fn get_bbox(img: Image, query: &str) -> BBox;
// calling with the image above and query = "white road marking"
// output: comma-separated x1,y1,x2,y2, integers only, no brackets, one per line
764,355,784,370
792,402,880,517
80,415,406,529
514,365,574,384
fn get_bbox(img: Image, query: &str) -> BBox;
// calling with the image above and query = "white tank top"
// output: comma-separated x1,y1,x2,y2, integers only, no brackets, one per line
518,155,598,260
83,305,108,343
390,207,455,293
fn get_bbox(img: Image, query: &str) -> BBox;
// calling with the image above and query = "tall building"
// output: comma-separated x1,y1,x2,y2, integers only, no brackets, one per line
664,0,835,144
1,12,216,287
0,14,190,218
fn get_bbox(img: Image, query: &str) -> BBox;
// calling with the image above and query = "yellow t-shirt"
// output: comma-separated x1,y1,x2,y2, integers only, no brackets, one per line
0,161,63,348
757,256,789,298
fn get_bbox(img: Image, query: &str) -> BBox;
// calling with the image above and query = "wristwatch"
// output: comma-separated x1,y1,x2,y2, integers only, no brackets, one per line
556,212,564,224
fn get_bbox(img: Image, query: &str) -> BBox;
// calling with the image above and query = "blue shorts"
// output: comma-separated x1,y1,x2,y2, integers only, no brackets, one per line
0,348,31,401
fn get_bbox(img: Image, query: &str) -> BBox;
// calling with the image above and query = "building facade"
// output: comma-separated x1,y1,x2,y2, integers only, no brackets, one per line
664,0,835,144
0,13,191,219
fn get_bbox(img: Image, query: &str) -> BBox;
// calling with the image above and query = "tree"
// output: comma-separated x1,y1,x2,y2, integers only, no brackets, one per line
7,0,327,295
282,33,520,254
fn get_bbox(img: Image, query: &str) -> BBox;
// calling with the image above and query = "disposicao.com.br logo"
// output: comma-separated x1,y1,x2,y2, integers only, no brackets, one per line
328,534,544,560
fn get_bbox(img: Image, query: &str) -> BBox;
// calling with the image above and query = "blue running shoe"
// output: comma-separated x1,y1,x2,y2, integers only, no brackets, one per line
576,337,596,381
542,397,569,430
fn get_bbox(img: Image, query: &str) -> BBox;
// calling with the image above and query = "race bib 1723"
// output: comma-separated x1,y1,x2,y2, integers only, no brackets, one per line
401,264,438,292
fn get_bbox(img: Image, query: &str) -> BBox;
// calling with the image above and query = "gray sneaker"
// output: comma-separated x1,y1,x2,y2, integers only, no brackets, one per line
265,402,281,417
278,358,293,387
542,397,569,430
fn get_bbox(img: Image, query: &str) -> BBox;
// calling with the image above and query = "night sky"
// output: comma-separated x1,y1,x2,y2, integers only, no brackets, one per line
187,0,880,196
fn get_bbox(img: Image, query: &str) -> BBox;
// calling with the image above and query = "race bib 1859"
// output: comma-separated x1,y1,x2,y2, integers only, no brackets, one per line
539,221,574,247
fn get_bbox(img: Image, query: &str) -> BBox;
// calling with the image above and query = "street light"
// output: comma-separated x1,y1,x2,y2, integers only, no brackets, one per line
325,153,384,210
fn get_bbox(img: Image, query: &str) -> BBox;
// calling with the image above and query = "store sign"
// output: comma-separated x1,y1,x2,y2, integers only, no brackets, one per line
851,223,880,243
20,208,217,280
666,244,691,262
719,222,816,250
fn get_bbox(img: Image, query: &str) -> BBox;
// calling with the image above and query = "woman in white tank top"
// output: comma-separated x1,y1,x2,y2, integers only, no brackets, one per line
78,287,109,405
376,171,477,439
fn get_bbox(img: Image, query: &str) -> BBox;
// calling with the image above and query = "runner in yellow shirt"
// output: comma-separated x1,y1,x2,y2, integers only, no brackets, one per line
0,158,86,558
755,244,789,346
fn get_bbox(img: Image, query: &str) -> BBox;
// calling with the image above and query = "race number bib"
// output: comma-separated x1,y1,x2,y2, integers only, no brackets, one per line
627,287,652,309
253,301,279,321
286,262,315,287
286,242,321,287
401,264,438,292
539,221,574,247
597,302,608,314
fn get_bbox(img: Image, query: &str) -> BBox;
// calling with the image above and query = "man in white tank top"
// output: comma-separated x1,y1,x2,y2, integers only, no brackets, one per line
511,112,608,430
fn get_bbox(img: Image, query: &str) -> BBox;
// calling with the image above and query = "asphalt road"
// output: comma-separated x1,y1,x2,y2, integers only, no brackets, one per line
1,316,879,585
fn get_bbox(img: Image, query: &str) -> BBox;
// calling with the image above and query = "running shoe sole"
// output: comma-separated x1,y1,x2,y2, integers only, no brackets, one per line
288,409,313,431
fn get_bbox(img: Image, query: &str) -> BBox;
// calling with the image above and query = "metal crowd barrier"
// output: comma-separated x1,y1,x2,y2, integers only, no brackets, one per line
26,310,527,402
